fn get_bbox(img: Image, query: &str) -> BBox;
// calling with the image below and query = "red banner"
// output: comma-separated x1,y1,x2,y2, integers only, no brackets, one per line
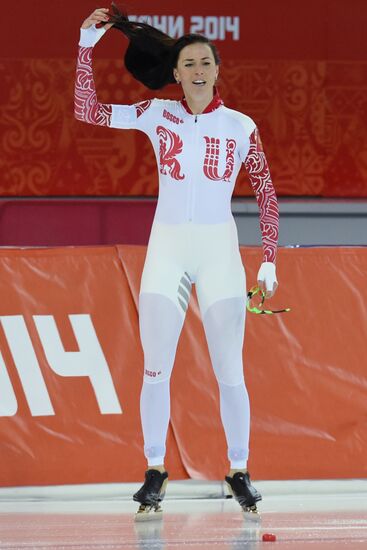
0,245,366,486
1,0,366,197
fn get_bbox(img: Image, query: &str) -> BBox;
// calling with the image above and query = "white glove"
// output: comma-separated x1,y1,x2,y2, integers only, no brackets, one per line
79,25,107,48
257,262,278,297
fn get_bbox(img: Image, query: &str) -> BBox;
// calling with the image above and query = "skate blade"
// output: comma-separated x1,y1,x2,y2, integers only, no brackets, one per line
242,504,261,521
134,503,163,522
226,482,261,520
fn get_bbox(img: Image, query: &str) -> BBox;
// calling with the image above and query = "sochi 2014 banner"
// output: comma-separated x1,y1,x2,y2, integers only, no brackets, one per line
1,0,366,197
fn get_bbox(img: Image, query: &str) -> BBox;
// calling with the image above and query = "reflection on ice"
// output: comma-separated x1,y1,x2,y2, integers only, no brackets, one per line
0,480,366,548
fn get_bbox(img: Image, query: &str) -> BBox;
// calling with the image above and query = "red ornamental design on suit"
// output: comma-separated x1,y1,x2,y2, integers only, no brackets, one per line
203,137,237,181
244,128,279,263
156,126,185,181
74,47,112,126
135,100,152,118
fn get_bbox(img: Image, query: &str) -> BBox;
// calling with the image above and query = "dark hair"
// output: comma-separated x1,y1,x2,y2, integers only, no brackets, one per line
107,3,221,90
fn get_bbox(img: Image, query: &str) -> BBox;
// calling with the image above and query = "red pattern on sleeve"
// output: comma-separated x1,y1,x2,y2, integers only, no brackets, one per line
244,128,279,263
136,100,152,118
74,46,112,126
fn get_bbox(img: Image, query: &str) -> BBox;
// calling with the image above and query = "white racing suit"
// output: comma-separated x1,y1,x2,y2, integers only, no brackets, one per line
75,26,279,469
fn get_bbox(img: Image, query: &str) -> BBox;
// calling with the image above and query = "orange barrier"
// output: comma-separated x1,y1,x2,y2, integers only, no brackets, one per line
0,245,366,486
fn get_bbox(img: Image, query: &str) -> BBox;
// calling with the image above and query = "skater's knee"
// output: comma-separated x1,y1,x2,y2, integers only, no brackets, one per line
143,366,171,384
206,332,244,385
214,361,245,387
141,344,176,383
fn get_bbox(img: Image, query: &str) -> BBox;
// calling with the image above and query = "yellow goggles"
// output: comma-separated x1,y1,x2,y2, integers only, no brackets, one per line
246,286,291,315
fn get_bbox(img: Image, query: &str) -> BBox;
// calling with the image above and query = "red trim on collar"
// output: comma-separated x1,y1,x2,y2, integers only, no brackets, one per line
180,87,224,115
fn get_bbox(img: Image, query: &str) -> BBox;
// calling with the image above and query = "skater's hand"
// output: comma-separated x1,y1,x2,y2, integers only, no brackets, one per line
257,262,278,298
79,8,113,48
81,8,114,30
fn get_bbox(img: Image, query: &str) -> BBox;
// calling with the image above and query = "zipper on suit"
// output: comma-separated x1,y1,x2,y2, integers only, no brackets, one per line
188,114,199,221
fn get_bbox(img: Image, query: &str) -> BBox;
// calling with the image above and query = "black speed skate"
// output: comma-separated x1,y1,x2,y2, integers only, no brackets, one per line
225,471,262,515
133,469,168,521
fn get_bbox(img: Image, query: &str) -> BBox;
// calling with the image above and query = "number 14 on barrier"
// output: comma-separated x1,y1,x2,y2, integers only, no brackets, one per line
0,315,122,418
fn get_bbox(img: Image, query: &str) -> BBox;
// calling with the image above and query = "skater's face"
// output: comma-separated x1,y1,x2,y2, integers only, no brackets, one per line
173,42,219,102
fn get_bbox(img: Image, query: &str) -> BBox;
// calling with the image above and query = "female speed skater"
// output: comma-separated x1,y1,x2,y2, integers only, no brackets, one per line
75,3,279,520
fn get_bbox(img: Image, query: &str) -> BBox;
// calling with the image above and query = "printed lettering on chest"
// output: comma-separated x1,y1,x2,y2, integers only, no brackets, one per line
163,109,184,125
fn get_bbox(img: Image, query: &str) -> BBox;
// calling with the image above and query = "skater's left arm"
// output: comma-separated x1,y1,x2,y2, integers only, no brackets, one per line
244,127,279,298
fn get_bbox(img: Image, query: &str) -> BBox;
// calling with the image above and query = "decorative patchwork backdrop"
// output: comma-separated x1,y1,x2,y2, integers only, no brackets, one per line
1,1,366,197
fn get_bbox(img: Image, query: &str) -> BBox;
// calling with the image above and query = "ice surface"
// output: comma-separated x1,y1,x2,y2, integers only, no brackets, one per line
0,480,366,548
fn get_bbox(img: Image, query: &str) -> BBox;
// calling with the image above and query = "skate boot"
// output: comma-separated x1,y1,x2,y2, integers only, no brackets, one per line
133,469,168,521
225,471,262,515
